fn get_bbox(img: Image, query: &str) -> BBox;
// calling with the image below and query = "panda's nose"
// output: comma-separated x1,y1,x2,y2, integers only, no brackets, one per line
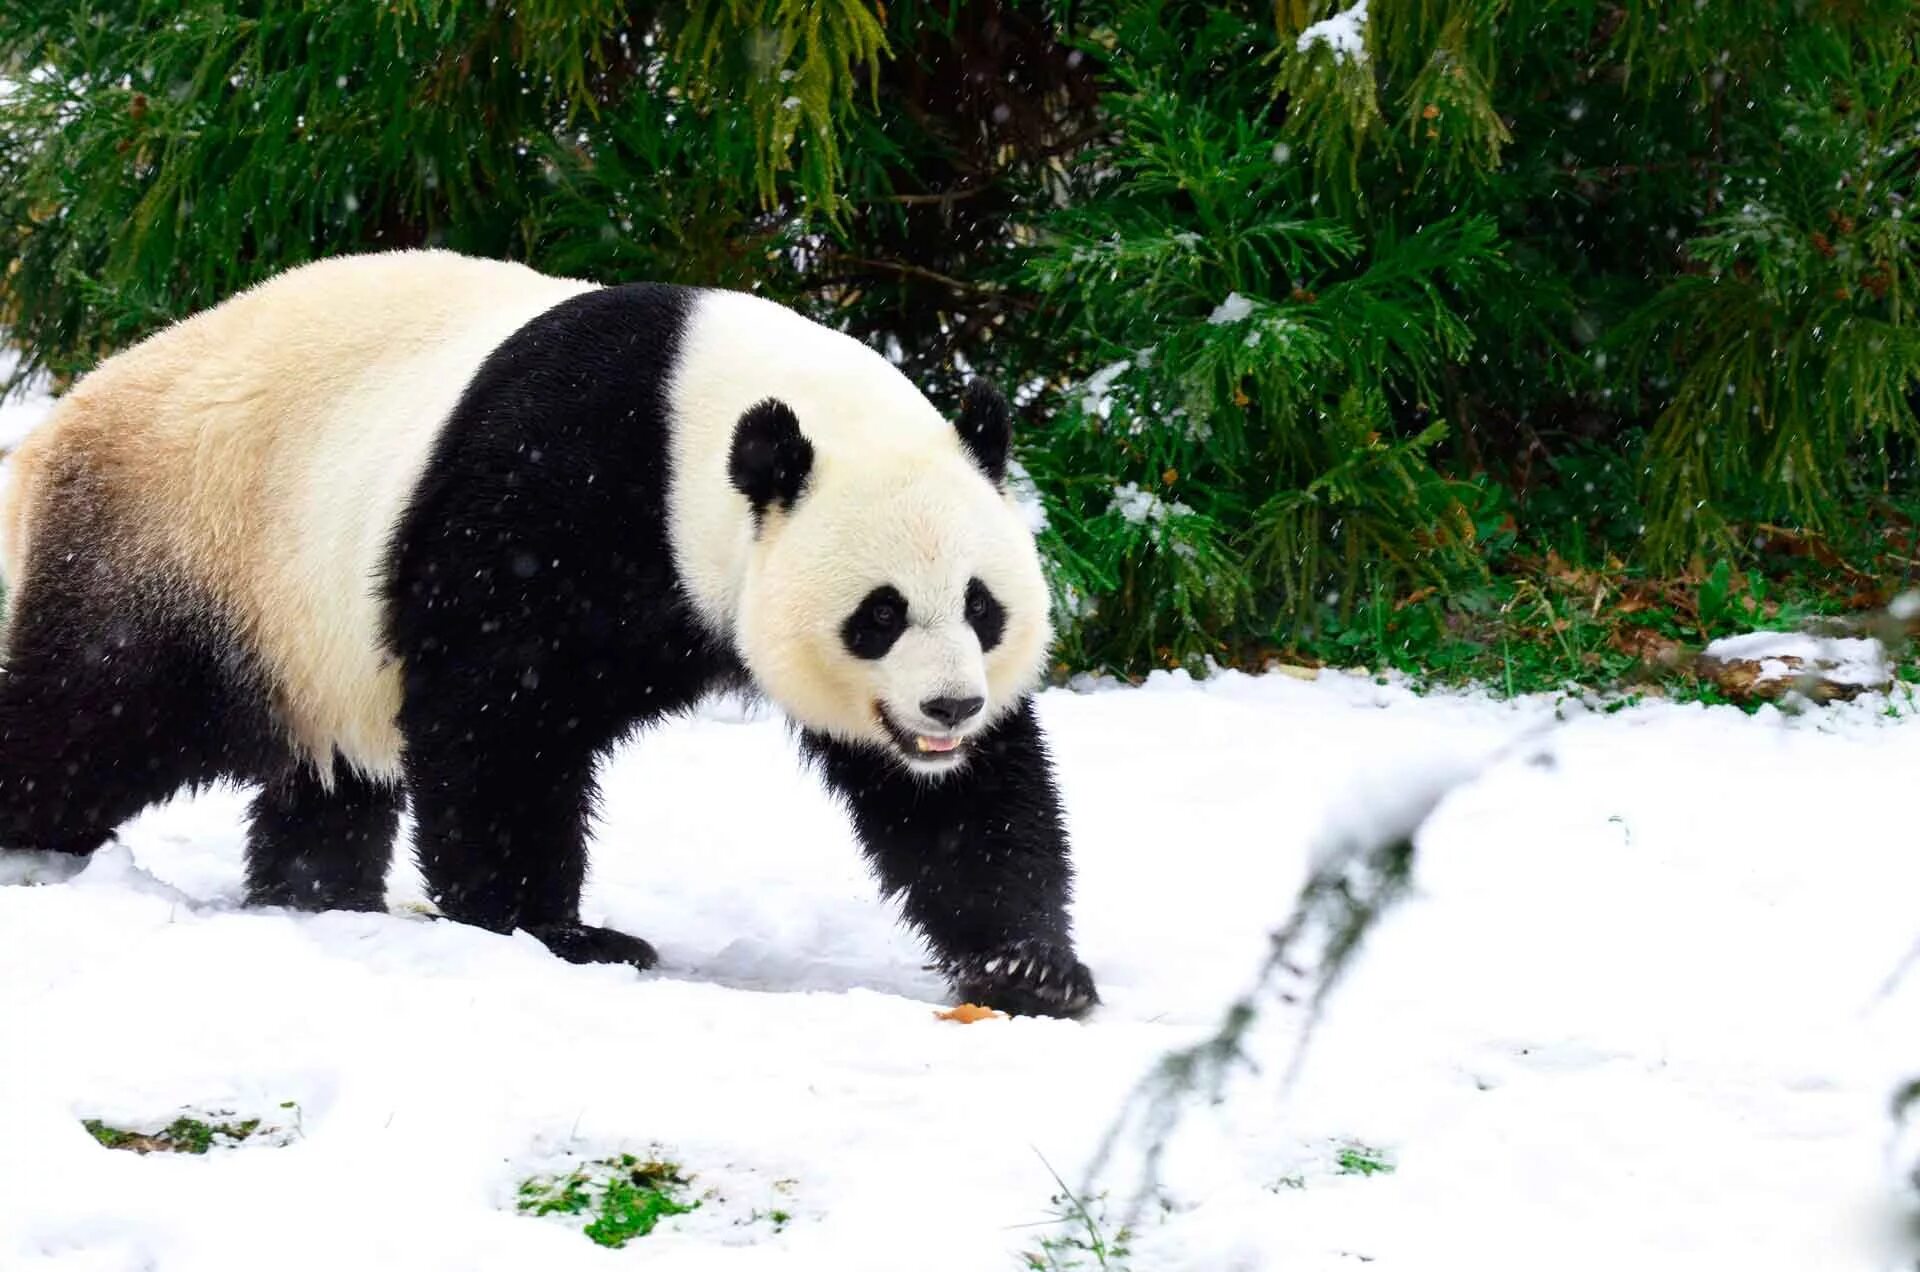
920,695,984,728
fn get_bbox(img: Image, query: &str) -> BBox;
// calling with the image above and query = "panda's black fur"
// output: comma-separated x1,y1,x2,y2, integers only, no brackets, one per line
386,284,742,967
0,472,288,854
0,263,1097,1017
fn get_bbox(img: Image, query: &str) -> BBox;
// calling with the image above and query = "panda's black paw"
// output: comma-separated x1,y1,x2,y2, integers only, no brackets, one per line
525,921,659,971
946,939,1098,1018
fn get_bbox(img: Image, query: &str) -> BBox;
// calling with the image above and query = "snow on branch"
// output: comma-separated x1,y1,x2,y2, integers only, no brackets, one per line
1296,0,1368,64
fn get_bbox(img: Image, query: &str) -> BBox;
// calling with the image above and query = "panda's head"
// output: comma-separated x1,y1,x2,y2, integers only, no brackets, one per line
727,381,1052,776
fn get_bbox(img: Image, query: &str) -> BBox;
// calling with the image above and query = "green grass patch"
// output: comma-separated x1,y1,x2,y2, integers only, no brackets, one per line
1334,1143,1395,1177
83,1115,261,1155
517,1153,698,1249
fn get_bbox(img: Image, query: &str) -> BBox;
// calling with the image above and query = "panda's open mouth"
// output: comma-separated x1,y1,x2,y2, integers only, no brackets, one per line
876,706,969,764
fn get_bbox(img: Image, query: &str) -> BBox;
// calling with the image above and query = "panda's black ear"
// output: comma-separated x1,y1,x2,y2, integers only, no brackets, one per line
956,379,1012,487
729,398,814,521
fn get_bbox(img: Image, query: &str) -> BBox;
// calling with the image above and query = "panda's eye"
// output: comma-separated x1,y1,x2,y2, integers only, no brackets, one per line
965,577,1006,651
842,585,910,660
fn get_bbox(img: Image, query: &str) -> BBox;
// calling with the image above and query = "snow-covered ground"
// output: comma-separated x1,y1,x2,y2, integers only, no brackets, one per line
4,668,1919,1270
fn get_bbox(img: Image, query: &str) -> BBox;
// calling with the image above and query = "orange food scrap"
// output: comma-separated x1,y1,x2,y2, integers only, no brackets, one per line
936,1003,1007,1023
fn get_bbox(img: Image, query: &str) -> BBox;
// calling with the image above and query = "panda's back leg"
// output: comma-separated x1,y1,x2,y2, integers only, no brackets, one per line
0,585,274,858
0,659,168,856
245,758,401,911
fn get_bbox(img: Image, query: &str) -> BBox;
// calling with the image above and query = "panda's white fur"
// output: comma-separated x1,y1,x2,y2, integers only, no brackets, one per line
2,251,1050,777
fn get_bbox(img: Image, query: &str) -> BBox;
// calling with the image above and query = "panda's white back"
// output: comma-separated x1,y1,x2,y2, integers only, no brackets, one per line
7,251,597,774
261,254,600,773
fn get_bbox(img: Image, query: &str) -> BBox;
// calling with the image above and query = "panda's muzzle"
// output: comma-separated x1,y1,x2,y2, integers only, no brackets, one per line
920,694,984,729
876,704,973,764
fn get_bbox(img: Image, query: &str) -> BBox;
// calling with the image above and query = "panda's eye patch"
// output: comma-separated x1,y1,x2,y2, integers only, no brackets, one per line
965,577,1005,651
842,585,910,660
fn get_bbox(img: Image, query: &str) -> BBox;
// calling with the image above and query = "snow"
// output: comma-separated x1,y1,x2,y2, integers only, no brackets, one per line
1296,0,1369,64
1704,629,1892,689
4,671,1920,1269
1005,457,1049,534
1108,480,1191,526
1208,292,1255,325
1077,357,1131,419
0,346,55,452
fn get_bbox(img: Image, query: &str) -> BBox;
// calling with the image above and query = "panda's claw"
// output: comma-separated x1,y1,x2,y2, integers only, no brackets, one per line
524,921,659,971
945,938,1098,1019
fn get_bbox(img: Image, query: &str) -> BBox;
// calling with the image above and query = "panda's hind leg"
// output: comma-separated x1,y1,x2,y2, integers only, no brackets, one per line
0,584,273,862
245,758,400,911
0,658,175,858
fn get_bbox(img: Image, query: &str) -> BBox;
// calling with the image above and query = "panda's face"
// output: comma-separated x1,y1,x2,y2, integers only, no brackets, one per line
734,455,1052,777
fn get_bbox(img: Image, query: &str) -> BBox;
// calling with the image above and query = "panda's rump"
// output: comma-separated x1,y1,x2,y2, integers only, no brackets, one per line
8,253,597,776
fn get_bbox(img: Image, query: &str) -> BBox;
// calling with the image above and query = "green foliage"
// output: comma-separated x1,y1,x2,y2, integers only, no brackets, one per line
84,1114,260,1154
0,0,886,390
516,1153,698,1249
671,0,888,209
1022,1163,1133,1271
1018,0,1920,674
1022,4,1501,668
4,0,1919,683
1334,1143,1394,1177
1611,14,1920,562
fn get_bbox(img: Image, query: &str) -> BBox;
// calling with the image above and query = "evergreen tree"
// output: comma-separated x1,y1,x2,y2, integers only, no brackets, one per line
1015,0,1920,669
3,0,1916,678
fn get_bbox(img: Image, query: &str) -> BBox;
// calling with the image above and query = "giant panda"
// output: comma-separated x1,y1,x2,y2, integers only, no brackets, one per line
0,250,1096,1017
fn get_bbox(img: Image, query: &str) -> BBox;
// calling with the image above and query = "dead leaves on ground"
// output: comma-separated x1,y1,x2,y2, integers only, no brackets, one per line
935,1003,1007,1024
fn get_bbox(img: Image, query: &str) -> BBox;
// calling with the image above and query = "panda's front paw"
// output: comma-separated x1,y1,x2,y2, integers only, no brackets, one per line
525,921,659,971
947,939,1098,1018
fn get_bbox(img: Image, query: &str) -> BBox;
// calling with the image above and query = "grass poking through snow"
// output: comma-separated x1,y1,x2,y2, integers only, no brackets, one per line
517,1153,699,1248
83,1115,262,1155
1334,1143,1395,1177
1022,1157,1133,1271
